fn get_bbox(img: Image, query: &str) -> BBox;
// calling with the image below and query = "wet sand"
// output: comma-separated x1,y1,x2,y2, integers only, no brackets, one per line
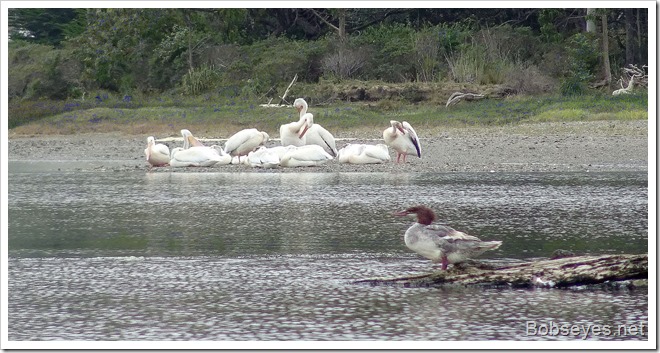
8,120,649,173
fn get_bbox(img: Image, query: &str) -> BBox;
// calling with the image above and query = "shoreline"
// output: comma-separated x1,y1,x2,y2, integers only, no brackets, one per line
8,120,649,173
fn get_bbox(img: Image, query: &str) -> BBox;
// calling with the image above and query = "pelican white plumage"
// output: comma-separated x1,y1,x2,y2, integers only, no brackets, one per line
280,101,311,147
280,145,333,167
223,128,269,163
181,129,205,149
169,146,226,167
337,143,390,164
246,146,281,168
382,120,421,163
293,98,338,157
144,136,170,167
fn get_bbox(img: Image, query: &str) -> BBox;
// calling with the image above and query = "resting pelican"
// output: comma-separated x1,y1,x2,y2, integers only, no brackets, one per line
337,143,390,164
293,98,338,157
144,136,170,167
280,101,311,147
383,120,421,163
280,145,333,167
169,147,226,167
223,128,269,163
246,146,280,168
181,129,205,149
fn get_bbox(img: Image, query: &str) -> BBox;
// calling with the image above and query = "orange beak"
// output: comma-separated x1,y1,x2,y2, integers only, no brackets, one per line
299,124,310,139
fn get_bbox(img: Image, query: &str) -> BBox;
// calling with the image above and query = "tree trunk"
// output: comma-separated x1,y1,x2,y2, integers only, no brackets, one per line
337,9,347,43
586,8,596,33
601,14,611,84
625,8,636,65
354,254,647,289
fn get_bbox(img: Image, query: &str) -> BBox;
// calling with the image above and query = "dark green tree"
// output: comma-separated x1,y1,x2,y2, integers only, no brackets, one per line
9,8,86,46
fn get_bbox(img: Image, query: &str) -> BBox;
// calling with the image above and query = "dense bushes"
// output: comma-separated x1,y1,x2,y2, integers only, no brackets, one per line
6,20,638,101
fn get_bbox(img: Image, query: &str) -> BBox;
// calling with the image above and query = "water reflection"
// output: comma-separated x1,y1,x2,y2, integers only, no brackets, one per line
9,170,648,258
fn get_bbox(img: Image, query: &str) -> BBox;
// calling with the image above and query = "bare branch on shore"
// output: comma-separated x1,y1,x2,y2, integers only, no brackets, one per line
446,92,486,107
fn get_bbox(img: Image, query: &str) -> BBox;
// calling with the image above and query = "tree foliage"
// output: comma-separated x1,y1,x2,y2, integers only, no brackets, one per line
7,7,650,100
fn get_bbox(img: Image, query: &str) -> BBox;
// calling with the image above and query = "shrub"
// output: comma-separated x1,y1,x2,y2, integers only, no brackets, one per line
321,44,369,80
181,65,221,95
353,23,416,82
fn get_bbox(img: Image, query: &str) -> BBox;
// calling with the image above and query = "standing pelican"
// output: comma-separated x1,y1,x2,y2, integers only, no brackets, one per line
383,120,421,163
280,145,333,167
293,98,338,157
337,143,390,164
181,129,205,149
223,128,269,163
144,136,170,167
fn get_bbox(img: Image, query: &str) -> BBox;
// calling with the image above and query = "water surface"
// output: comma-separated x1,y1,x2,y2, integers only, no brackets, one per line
8,165,648,341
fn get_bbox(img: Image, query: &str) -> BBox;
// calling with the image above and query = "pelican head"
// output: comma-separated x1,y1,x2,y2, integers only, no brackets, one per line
298,113,314,139
294,98,308,114
390,120,405,134
181,129,204,149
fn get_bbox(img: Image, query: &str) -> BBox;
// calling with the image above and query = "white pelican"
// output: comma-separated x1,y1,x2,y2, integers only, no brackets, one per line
337,143,390,164
144,136,170,167
280,145,333,167
246,146,280,168
169,146,226,167
181,129,205,149
223,128,269,163
383,120,421,163
394,205,502,270
279,100,311,147
293,98,338,157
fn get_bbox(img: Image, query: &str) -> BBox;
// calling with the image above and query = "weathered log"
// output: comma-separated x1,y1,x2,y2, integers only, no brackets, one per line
354,254,647,289
446,92,486,107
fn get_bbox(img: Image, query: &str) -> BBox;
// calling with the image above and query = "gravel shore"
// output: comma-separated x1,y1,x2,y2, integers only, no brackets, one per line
8,120,649,173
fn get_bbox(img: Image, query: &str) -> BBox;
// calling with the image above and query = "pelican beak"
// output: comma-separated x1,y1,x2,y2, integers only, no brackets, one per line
188,135,203,147
299,124,310,139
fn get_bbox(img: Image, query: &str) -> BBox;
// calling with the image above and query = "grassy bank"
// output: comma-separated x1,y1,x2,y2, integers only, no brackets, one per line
8,89,648,138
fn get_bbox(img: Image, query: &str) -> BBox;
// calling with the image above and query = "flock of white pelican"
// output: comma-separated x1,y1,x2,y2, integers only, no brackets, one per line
144,98,422,169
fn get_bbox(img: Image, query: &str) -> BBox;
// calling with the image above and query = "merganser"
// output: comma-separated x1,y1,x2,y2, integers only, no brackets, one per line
394,205,502,270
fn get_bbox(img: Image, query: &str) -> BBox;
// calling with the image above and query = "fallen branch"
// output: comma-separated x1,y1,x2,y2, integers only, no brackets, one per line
354,254,647,289
446,92,486,107
278,73,298,106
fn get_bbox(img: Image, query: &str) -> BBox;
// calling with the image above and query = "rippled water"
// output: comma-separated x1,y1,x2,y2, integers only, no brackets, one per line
7,164,649,341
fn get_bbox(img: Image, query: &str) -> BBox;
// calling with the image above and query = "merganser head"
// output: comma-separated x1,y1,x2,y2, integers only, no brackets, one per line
393,205,436,225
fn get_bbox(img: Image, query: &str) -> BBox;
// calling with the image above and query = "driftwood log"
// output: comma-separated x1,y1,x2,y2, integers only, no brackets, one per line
354,254,647,289
446,91,486,107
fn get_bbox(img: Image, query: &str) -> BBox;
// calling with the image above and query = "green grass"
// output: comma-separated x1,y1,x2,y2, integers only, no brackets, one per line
8,89,648,137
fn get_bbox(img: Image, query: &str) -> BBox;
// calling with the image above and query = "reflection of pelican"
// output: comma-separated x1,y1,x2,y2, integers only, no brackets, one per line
246,146,280,168
394,205,502,270
169,147,226,167
181,129,205,149
337,143,390,164
294,98,338,157
144,136,170,167
383,120,421,163
280,145,333,167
